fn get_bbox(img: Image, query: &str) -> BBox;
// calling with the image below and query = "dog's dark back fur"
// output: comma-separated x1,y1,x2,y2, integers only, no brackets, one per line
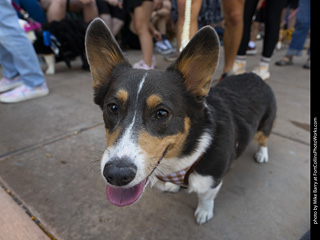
193,73,276,182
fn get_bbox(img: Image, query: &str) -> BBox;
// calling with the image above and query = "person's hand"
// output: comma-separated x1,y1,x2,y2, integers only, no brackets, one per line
152,29,162,42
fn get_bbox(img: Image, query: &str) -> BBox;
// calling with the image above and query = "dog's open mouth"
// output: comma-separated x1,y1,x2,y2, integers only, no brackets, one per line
105,145,170,207
106,179,147,207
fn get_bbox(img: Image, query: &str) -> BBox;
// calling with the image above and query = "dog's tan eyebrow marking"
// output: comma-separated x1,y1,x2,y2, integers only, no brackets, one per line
146,94,162,109
116,89,129,103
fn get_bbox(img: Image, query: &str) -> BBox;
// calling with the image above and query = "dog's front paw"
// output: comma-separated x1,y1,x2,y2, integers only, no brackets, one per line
194,205,214,225
255,146,269,163
164,182,180,193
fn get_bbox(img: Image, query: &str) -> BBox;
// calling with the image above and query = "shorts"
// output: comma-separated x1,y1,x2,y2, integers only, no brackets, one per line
285,0,299,9
123,0,153,13
96,0,127,21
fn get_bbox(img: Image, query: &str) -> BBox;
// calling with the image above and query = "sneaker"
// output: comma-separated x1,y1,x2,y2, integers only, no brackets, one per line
133,57,155,70
163,39,175,54
163,39,173,49
164,51,179,62
0,83,49,103
232,59,246,75
154,41,172,55
252,64,270,80
218,70,235,82
0,77,23,93
246,46,257,55
275,56,293,66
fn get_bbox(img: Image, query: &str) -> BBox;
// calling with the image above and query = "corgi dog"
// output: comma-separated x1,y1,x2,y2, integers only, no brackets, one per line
85,18,277,225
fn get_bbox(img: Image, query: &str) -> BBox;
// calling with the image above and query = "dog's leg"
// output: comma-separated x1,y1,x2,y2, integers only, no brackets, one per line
43,54,55,74
152,179,180,193
254,131,269,163
188,173,222,225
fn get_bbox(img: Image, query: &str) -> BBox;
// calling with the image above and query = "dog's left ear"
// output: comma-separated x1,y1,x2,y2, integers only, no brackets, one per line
85,18,129,107
168,26,220,98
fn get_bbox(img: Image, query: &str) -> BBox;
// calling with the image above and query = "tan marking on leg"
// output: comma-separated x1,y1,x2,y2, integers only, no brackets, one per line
138,118,191,172
146,94,162,109
106,128,121,147
254,131,268,147
116,89,129,103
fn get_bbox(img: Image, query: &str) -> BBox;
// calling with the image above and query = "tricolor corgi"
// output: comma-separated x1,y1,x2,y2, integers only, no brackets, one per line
85,18,277,225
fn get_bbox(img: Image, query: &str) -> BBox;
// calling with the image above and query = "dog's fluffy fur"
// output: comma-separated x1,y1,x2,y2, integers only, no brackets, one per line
85,18,277,225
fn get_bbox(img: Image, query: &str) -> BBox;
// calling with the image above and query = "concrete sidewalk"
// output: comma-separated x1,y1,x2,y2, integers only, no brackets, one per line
0,41,310,240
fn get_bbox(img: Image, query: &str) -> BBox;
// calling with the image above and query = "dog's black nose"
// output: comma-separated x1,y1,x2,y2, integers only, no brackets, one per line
103,157,137,186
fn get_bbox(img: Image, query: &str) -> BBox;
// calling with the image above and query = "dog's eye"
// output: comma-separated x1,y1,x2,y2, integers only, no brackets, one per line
107,103,118,115
156,109,169,120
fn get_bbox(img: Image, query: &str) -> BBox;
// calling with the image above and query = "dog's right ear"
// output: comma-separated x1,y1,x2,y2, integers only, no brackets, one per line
85,18,129,108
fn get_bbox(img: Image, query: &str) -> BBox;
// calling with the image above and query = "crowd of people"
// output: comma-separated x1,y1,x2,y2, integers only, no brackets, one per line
0,0,310,103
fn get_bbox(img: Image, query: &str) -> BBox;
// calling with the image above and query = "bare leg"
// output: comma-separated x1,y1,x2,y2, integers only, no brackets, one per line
80,0,98,23
221,0,245,74
100,13,112,29
133,1,153,66
111,18,124,36
46,0,67,22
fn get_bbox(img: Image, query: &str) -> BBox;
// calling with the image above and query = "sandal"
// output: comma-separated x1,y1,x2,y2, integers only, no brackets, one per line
275,56,293,66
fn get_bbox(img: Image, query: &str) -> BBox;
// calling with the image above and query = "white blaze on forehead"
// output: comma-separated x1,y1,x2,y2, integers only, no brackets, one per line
101,73,148,181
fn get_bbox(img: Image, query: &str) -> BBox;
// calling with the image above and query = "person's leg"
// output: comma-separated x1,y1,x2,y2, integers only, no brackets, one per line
0,44,23,93
286,0,310,57
0,1,45,88
132,1,154,67
189,0,202,40
111,18,125,36
97,0,112,28
230,0,257,76
0,45,19,80
221,0,245,74
0,1,48,102
275,0,310,66
262,0,287,59
252,0,286,80
110,6,127,36
46,0,67,22
100,13,112,28
76,0,99,23
236,0,258,56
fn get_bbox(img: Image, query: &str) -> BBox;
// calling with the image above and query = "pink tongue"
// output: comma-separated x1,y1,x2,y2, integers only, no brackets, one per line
106,179,146,207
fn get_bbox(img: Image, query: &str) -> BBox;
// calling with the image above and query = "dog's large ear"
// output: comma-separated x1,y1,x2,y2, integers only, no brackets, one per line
85,18,129,108
168,26,219,99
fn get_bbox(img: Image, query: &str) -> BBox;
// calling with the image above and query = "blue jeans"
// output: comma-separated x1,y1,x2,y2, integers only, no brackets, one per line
0,0,45,88
287,0,310,57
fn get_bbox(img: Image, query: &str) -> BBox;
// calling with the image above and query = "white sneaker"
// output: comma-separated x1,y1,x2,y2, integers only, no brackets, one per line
252,64,270,80
0,77,23,93
232,59,246,75
0,83,49,103
133,57,156,70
